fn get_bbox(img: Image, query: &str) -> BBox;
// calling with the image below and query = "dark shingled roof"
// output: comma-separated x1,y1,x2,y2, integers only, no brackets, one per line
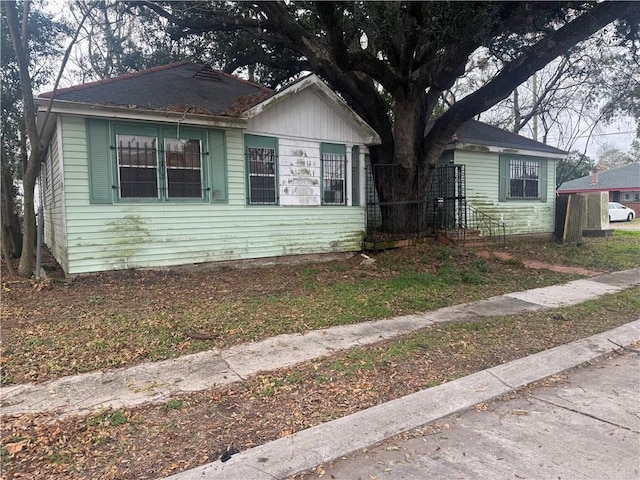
557,162,640,192
449,119,567,155
38,62,272,116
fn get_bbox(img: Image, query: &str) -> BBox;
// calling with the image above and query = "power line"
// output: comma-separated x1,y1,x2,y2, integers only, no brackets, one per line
572,130,636,139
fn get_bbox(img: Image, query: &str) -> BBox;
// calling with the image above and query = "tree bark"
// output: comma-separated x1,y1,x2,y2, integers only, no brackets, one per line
5,1,45,277
0,143,23,260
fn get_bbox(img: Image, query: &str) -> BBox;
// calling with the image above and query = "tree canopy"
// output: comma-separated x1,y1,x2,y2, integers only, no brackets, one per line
132,1,639,232
139,1,639,164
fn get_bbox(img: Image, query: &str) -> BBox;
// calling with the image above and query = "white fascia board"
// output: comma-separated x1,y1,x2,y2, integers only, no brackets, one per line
36,110,58,147
35,99,248,129
447,142,566,159
243,75,381,146
241,74,317,118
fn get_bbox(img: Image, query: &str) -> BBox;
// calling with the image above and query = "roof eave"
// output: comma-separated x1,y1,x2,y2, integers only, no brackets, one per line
558,186,638,193
35,98,248,129
446,141,566,159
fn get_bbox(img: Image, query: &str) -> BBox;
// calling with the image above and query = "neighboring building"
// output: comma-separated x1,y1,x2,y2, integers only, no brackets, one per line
439,120,566,235
36,62,380,275
557,162,640,213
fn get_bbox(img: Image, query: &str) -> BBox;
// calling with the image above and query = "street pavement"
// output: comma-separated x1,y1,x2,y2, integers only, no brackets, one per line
163,323,640,480
298,347,640,480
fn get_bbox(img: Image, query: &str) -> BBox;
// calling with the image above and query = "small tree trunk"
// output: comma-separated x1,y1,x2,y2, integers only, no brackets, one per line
1,224,17,277
18,152,41,277
0,155,23,258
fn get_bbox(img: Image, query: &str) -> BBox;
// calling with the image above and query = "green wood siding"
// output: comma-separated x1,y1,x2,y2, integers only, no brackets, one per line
59,116,365,275
454,150,556,235
42,124,69,271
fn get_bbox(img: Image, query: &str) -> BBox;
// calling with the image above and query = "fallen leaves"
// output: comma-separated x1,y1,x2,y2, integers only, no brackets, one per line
2,243,589,386
2,242,639,478
5,440,27,456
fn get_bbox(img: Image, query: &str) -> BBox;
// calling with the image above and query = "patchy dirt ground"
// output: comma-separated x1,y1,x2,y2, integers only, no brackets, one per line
1,240,639,479
1,244,582,385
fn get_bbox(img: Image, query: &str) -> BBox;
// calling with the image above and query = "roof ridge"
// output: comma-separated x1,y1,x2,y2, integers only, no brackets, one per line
598,161,639,173
213,68,273,93
38,61,192,98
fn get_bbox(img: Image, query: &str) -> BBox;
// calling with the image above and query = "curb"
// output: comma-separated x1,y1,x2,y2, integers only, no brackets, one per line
164,319,640,480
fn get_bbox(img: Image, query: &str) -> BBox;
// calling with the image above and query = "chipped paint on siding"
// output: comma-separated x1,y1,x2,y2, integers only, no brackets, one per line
279,138,321,206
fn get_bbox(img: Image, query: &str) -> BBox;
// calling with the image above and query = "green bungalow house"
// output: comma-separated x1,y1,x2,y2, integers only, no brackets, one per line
440,120,567,236
36,62,380,275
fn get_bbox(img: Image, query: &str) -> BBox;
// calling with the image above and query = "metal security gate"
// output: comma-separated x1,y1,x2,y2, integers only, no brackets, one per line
365,163,466,241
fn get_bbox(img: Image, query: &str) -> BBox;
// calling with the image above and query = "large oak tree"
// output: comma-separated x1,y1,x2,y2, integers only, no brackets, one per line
108,2,640,232
138,1,639,232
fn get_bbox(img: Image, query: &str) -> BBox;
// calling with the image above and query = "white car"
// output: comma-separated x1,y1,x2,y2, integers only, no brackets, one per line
608,202,636,222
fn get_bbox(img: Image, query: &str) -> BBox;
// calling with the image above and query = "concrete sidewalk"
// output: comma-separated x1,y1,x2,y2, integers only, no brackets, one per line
1,268,639,419
164,322,640,480
297,344,640,480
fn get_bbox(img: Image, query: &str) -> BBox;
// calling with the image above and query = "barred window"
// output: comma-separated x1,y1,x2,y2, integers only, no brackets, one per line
322,152,346,205
165,138,202,199
116,133,204,200
509,159,539,199
351,145,360,206
247,147,277,204
117,135,159,198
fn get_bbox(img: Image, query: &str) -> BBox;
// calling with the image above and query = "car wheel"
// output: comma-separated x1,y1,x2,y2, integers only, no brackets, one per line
628,213,634,222
609,215,612,222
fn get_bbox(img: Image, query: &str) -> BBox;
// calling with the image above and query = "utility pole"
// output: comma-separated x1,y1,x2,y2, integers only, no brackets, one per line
532,72,538,142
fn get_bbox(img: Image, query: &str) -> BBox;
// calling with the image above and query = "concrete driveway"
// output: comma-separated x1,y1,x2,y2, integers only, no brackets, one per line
612,218,640,231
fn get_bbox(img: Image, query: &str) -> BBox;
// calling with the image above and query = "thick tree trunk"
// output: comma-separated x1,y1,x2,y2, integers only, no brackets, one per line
371,91,439,235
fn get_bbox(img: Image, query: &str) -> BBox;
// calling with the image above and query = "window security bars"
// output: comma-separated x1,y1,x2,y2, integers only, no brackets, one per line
116,135,203,199
164,138,202,198
509,159,539,199
323,153,346,205
117,135,159,198
248,147,277,204
351,146,360,206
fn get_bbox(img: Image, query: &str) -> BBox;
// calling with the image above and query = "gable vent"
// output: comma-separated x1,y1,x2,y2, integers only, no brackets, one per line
194,65,221,81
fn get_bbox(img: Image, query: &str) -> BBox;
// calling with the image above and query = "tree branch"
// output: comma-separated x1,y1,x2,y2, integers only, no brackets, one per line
426,1,640,158
222,53,310,75
137,1,265,35
39,2,96,138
